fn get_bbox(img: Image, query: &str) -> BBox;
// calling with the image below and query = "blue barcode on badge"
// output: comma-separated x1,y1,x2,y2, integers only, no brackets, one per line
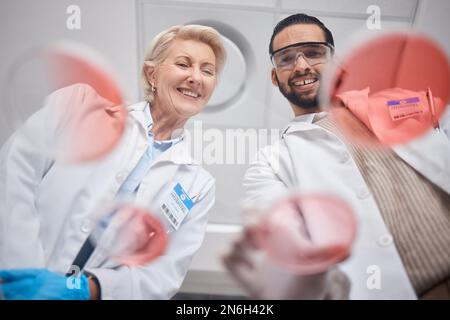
174,183,193,210
387,97,420,106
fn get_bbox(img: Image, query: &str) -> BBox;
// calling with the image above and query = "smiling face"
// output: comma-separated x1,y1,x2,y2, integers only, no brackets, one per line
149,39,217,118
271,24,330,114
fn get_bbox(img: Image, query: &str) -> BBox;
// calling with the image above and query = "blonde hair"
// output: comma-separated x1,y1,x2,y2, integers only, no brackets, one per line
141,24,226,103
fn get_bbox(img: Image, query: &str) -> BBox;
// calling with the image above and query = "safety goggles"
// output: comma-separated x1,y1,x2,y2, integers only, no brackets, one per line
271,42,334,70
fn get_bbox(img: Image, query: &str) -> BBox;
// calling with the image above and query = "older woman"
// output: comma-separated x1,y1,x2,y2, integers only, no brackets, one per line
0,25,226,299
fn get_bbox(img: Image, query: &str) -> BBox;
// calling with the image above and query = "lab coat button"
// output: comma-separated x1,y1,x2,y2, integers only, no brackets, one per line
377,233,394,247
340,151,350,163
116,172,126,183
81,221,91,233
138,143,147,150
357,188,370,199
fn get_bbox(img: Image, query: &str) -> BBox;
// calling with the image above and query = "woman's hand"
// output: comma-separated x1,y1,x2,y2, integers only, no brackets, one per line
0,268,91,300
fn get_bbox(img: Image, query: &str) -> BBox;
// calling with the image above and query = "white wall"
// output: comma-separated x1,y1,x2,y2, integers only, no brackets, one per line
1,0,448,297
414,0,450,55
0,0,139,141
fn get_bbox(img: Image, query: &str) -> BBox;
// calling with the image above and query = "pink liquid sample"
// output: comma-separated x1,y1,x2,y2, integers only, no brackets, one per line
6,42,127,163
99,206,168,266
45,45,126,163
256,194,357,275
329,33,449,146
53,83,126,163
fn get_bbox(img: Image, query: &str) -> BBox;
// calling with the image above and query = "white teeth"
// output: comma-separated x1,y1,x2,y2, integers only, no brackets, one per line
179,89,199,98
293,79,317,86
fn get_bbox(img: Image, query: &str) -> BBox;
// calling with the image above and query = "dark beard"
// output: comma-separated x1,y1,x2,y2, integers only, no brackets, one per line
276,75,319,109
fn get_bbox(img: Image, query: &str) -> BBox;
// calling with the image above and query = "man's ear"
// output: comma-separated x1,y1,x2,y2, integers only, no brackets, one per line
271,68,279,87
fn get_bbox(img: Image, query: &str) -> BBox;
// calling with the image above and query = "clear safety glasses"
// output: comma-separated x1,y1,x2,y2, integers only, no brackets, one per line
271,42,334,70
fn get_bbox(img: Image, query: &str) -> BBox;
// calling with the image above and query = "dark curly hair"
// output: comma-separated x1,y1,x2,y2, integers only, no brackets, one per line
269,13,335,55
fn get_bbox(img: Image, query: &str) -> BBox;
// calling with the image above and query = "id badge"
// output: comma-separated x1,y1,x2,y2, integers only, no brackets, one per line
160,183,194,231
387,96,424,121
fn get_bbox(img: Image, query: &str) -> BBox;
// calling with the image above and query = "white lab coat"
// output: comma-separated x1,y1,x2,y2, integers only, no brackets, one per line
0,84,215,299
243,112,450,300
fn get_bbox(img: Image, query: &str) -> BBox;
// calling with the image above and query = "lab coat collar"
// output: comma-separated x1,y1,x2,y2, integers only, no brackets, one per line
153,135,200,166
127,101,198,166
292,111,328,124
127,101,149,129
127,101,185,142
282,109,450,194
282,111,329,136
293,113,316,124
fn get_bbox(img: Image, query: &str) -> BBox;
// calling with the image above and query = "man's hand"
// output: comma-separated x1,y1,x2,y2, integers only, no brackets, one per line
0,269,91,300
223,226,332,299
223,195,355,300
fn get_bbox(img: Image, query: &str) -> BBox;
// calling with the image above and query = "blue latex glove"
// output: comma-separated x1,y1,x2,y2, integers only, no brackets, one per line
0,269,90,300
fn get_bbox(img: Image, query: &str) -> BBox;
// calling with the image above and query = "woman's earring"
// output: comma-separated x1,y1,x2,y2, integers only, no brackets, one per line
151,83,156,92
